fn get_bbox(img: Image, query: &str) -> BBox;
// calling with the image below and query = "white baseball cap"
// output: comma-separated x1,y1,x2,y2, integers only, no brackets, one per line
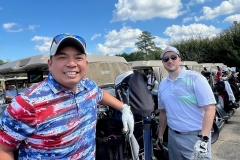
160,46,180,58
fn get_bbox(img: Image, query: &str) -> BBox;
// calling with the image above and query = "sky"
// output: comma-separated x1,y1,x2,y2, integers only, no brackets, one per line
0,0,240,62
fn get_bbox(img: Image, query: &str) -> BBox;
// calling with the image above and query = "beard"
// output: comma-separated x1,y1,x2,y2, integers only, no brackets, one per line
165,64,180,73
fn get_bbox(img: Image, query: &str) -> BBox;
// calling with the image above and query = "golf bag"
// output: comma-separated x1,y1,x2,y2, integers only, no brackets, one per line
228,76,240,102
115,70,169,160
96,117,129,160
114,70,155,120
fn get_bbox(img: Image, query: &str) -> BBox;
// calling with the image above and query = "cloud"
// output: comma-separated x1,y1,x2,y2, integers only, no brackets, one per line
96,24,221,55
6,29,23,32
91,34,101,40
111,0,183,22
97,26,142,55
224,14,240,23
2,23,23,32
194,0,240,21
97,26,170,55
31,36,52,52
182,17,193,23
28,25,40,31
196,0,205,3
97,44,125,55
130,47,138,52
0,7,3,10
3,23,38,32
3,23,17,30
187,0,206,7
153,37,170,49
164,23,221,41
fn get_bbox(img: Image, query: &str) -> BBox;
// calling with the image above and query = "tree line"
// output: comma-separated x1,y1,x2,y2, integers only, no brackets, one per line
117,22,240,72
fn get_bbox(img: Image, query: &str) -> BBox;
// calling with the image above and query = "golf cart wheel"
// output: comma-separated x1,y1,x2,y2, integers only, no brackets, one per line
211,121,220,144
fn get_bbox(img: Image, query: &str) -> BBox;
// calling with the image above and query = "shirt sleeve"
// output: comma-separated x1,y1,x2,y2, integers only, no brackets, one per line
97,86,103,102
0,94,37,148
193,74,216,107
158,84,165,109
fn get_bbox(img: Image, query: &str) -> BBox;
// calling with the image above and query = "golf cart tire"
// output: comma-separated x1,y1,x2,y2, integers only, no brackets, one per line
211,121,220,144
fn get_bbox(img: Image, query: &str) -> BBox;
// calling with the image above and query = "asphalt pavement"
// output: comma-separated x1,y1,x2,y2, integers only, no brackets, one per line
212,108,240,160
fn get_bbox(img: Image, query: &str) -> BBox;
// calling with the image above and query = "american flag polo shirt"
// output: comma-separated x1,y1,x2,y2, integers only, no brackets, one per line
0,73,103,160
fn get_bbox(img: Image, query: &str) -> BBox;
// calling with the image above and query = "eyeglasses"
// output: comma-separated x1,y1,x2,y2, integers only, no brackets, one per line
50,34,86,51
162,54,178,62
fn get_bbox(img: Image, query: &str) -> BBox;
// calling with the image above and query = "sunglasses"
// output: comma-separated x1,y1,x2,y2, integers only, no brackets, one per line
50,34,86,51
162,55,178,62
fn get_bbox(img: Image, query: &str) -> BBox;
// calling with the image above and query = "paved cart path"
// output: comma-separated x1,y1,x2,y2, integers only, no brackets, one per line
212,108,240,160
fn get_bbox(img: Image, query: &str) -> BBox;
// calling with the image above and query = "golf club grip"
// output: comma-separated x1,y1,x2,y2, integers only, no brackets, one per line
158,141,169,159
158,141,163,149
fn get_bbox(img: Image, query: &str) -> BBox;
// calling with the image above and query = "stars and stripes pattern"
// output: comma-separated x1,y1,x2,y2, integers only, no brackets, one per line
0,73,103,160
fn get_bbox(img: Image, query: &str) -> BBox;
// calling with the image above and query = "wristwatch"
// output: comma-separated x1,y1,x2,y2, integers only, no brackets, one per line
198,134,209,142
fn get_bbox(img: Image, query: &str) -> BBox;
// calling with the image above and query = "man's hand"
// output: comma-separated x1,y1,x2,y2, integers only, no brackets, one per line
191,139,209,160
120,104,134,137
155,137,163,150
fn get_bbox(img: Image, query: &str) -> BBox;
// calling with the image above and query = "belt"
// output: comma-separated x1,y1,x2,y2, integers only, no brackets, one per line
170,128,200,135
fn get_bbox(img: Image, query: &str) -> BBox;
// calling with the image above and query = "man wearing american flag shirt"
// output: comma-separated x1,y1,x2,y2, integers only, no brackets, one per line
0,34,134,160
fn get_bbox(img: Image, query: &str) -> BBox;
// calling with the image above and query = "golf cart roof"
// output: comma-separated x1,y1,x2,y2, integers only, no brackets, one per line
3,77,28,86
180,61,202,72
5,77,28,81
181,61,198,65
212,63,227,69
128,60,168,82
199,63,219,73
212,63,225,66
199,63,215,67
128,60,163,68
0,54,132,86
86,55,132,86
87,55,127,63
0,54,50,74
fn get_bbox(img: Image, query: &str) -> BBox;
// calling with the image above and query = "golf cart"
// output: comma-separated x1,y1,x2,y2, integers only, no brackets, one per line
129,60,168,83
180,61,205,73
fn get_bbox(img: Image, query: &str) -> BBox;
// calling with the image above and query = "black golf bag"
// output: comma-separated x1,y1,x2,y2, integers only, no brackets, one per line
115,70,155,120
228,76,240,102
114,70,169,160
96,117,129,160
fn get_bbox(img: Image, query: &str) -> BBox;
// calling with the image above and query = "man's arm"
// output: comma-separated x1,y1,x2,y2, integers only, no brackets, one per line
99,89,124,111
99,89,134,137
5,96,13,102
0,94,36,159
156,109,167,150
0,143,15,160
192,104,215,158
158,109,167,138
201,104,216,136
5,90,14,102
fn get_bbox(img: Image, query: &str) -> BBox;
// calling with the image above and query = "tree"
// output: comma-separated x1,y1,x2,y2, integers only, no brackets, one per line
149,46,162,60
0,59,10,66
0,59,5,66
116,52,145,61
135,31,157,60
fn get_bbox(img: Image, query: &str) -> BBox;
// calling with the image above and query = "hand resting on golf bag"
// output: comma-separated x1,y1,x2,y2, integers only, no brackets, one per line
120,104,134,137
